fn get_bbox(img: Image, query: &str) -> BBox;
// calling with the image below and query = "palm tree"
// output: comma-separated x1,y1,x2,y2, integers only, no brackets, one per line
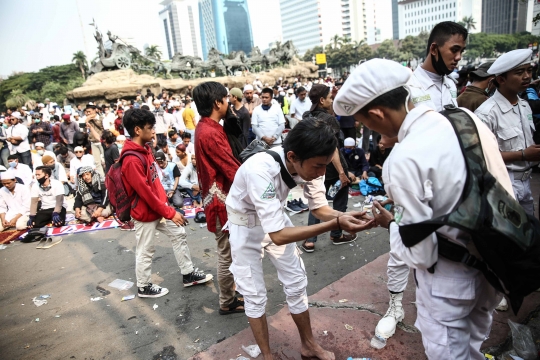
6,89,29,109
72,51,88,79
462,16,476,44
331,34,342,49
145,45,162,60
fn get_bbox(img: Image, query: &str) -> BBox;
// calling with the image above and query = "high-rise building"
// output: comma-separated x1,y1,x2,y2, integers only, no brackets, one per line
392,0,400,39
198,0,254,58
482,0,532,34
398,0,482,39
159,0,203,59
532,0,540,36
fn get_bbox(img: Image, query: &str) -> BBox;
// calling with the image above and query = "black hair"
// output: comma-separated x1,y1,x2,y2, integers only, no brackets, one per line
141,105,150,111
469,72,492,83
35,165,52,177
358,86,409,116
58,145,69,156
157,139,168,149
7,154,19,161
102,130,116,145
123,108,156,138
376,135,382,144
182,132,192,140
426,21,468,56
296,86,306,94
168,129,177,138
53,115,60,121
261,88,273,96
282,117,337,164
193,81,228,117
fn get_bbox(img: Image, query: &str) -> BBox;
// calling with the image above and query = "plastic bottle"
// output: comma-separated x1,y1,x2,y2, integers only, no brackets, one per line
370,333,387,349
327,180,341,198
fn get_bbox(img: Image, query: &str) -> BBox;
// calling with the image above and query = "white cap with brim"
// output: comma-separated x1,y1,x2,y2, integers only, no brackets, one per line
488,49,533,76
344,137,356,147
1,169,16,180
333,59,412,116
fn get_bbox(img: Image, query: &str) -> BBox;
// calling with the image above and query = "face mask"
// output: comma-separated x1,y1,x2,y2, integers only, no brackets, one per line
37,150,44,156
261,104,271,111
35,119,41,123
430,48,453,76
2,124,7,129
117,143,123,150
37,176,48,185
46,164,55,170
344,148,353,155
8,162,16,168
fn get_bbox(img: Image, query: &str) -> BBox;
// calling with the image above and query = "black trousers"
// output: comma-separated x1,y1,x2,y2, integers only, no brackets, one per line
34,207,67,228
306,182,349,242
341,127,356,141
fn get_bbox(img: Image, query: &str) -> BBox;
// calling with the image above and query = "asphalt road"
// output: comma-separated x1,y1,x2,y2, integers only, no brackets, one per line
0,195,391,360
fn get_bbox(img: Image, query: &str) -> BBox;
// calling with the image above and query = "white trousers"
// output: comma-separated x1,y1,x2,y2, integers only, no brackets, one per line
134,218,194,287
387,248,410,293
228,219,308,318
414,257,501,359
0,215,29,231
509,172,534,216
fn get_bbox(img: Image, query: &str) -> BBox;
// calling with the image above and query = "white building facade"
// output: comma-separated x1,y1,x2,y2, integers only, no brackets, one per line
159,0,203,59
398,0,482,39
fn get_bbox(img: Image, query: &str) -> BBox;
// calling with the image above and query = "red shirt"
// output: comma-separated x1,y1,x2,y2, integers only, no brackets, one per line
114,118,125,135
194,117,241,233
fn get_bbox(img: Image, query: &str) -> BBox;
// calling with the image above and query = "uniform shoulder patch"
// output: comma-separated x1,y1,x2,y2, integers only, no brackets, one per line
338,101,355,115
411,94,431,104
261,182,277,200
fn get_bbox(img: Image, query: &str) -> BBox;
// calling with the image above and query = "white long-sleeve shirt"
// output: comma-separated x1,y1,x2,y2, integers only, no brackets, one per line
69,154,95,181
0,184,30,221
179,163,198,189
251,104,286,145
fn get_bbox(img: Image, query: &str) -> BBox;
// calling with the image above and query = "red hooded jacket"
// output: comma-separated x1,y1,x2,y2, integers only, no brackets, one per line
121,139,176,222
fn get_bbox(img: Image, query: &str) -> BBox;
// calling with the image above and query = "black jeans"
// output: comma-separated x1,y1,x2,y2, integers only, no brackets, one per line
306,182,349,243
34,207,67,228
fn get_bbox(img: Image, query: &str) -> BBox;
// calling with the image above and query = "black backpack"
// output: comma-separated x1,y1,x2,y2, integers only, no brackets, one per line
399,105,540,314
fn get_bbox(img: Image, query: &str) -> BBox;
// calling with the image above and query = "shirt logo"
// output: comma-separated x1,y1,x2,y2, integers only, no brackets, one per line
528,114,533,122
450,90,457,98
260,183,276,200
412,94,431,104
338,101,355,115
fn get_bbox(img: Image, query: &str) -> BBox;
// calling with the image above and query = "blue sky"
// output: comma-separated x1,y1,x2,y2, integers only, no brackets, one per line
0,0,281,76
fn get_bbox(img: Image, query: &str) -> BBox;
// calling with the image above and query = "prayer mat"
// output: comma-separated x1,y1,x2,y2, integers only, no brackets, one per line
0,229,27,244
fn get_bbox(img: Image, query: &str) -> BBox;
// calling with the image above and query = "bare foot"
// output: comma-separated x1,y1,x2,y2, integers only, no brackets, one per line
301,342,335,360
97,216,105,223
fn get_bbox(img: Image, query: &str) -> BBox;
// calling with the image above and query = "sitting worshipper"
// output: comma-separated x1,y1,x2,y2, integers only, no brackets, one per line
156,139,173,161
178,154,201,207
32,142,56,168
7,154,33,186
155,152,184,210
182,132,195,154
167,129,182,152
0,170,30,231
41,154,69,194
172,144,191,173
341,137,370,184
74,166,111,224
27,166,67,228
69,146,94,188
368,135,392,180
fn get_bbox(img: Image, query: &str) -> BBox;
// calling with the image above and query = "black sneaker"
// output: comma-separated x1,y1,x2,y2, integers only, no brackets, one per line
297,199,308,211
183,269,213,287
285,200,303,214
138,283,169,298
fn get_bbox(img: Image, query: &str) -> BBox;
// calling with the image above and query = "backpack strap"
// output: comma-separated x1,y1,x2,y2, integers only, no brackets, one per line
264,150,297,189
119,150,148,173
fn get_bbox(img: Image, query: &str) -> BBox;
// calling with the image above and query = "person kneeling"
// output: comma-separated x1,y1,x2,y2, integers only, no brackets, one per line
74,166,111,224
178,154,202,208
28,166,67,228
0,170,30,231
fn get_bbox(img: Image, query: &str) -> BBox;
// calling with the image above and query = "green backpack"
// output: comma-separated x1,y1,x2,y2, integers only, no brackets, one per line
399,105,540,314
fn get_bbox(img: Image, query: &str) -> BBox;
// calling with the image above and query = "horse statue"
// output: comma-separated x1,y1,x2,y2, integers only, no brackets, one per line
205,48,227,76
248,46,266,71
222,51,250,75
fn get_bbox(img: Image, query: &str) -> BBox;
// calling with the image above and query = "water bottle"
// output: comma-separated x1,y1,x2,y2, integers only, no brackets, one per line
370,333,387,349
327,180,341,199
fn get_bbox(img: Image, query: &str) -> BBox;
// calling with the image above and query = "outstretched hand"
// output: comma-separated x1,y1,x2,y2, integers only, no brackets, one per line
337,214,375,233
372,201,394,229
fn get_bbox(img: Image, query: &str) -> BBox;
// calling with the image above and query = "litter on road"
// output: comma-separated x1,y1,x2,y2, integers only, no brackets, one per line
121,294,135,301
339,299,348,303
345,324,354,331
90,297,103,301
242,344,261,358
32,297,48,307
153,304,158,310
108,279,134,291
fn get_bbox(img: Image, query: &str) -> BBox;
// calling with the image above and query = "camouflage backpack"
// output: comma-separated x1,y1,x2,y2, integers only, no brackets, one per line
399,105,540,314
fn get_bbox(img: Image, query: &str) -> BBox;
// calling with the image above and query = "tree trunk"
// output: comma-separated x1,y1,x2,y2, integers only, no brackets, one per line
80,65,86,79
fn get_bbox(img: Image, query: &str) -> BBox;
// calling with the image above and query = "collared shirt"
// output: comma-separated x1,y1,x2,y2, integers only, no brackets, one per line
172,110,186,131
179,163,198,189
408,65,458,112
29,122,53,146
6,123,30,154
251,104,286,145
384,105,513,271
225,146,327,234
30,179,67,210
0,183,30,221
290,97,313,120
457,85,489,112
154,108,170,134
475,90,536,172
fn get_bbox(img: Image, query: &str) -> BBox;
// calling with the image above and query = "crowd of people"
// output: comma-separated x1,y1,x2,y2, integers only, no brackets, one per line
2,19,540,360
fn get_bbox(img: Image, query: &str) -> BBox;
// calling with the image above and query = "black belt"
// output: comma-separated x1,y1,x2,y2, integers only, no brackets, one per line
428,235,487,274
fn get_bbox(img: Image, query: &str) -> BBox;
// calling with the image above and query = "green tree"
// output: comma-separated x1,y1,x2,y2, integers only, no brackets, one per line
375,40,399,60
5,89,29,109
72,51,88,79
145,45,162,60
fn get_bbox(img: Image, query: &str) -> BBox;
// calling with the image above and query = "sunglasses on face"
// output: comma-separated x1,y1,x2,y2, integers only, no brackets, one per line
75,151,84,153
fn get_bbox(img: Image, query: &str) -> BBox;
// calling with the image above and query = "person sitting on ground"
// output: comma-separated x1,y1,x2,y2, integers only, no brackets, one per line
32,142,56,168
155,152,184,210
74,166,111,224
368,135,392,180
7,154,33,186
178,154,202,208
0,170,30,231
102,130,120,174
69,146,94,188
181,132,195,154
56,145,75,174
341,137,370,184
41,154,68,184
155,139,173,160
27,166,67,228
167,129,182,152
172,144,191,173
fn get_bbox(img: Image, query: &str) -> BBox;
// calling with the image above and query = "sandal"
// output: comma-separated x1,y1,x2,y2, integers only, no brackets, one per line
219,296,245,315
300,241,315,253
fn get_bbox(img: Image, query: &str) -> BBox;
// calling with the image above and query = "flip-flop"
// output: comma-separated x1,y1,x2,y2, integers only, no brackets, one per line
43,237,63,249
219,297,245,315
36,238,47,249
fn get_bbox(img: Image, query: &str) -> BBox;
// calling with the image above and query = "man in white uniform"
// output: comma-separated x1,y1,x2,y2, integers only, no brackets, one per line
334,58,512,359
369,21,469,341
475,49,540,216
226,119,375,360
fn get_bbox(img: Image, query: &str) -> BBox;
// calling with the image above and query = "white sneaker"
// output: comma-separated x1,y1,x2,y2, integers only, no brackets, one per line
495,297,508,311
375,292,404,339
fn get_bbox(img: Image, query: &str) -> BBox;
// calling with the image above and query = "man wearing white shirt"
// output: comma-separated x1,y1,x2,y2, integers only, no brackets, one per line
181,133,195,154
69,146,95,187
153,99,170,142
179,155,201,207
289,87,312,129
7,154,34,187
6,114,32,168
28,166,67,229
32,142,56,168
172,101,186,134
251,88,286,147
102,104,115,132
0,170,30,231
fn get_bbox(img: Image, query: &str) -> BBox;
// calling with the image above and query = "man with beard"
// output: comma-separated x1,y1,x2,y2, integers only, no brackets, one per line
230,87,250,148
242,84,262,143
